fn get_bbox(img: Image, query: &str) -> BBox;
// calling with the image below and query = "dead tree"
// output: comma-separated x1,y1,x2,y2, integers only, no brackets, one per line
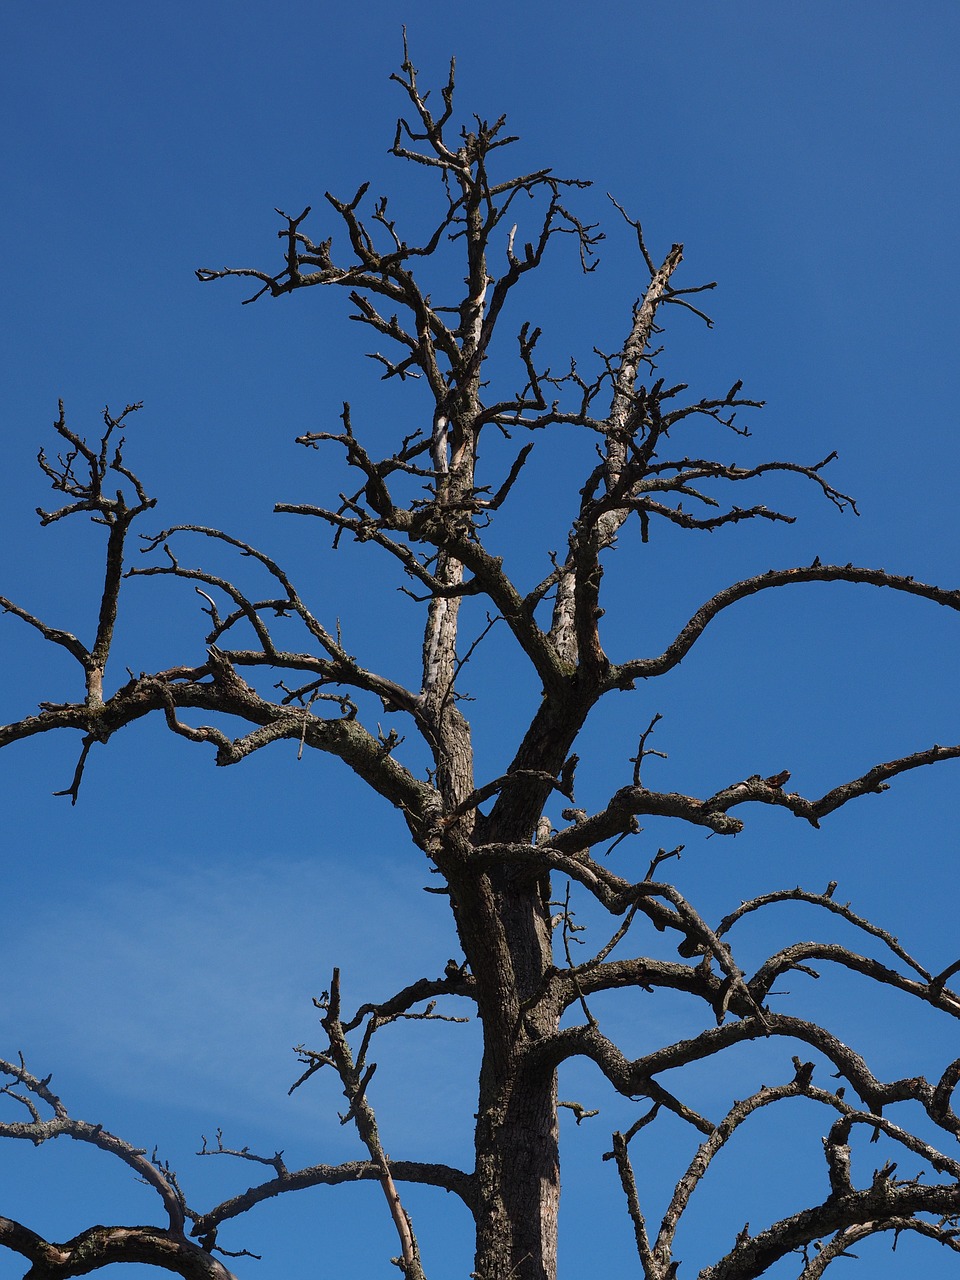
2,42,960,1280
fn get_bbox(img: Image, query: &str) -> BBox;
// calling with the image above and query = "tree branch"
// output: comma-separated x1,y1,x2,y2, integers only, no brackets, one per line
612,563,960,687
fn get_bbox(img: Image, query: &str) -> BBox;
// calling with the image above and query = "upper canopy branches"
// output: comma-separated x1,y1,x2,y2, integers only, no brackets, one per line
6,41,960,833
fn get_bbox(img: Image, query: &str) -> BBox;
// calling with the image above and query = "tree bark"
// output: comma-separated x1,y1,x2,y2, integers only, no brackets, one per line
448,860,562,1280
474,1050,560,1280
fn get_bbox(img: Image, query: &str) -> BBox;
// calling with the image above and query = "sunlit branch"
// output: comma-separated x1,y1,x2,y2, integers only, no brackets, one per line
0,1217,238,1280
0,1056,185,1234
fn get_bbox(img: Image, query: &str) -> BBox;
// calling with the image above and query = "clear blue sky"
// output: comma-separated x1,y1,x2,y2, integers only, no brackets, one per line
1,2,959,1276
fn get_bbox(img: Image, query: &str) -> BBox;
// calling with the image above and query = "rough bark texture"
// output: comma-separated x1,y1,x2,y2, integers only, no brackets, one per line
3,40,960,1280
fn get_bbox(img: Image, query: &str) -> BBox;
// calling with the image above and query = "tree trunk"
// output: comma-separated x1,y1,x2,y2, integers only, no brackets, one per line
450,864,562,1280
474,1051,560,1280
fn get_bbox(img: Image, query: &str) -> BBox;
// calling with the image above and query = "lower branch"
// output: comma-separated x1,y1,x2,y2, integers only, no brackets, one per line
190,1157,476,1244
0,1057,185,1233
612,1059,960,1280
545,742,960,853
797,1218,960,1279
0,1219,235,1280
533,1014,947,1123
701,1182,960,1280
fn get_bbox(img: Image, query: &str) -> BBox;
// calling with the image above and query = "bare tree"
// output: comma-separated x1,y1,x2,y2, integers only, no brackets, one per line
2,42,960,1280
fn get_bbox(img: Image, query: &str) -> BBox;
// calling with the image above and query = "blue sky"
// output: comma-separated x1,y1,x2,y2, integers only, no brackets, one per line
2,2,959,1276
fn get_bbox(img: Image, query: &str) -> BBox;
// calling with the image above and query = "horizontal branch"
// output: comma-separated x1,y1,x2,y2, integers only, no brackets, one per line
748,942,960,1016
0,668,438,833
546,742,960,849
611,562,960,686
641,452,854,513
797,1218,960,1280
191,1156,476,1241
633,499,795,534
717,883,933,981
570,955,716,1005
701,1180,960,1280
534,1012,953,1125
342,966,476,1031
0,1218,235,1280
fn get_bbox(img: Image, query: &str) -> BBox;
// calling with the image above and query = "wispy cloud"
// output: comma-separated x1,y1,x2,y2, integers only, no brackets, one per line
1,847,472,1153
